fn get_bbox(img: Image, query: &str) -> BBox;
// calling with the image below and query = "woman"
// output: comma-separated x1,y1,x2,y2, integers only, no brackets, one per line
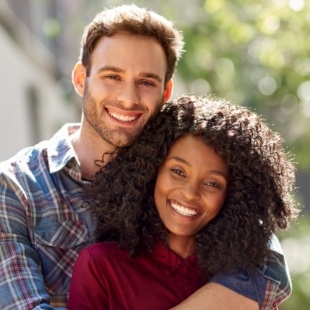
68,95,298,310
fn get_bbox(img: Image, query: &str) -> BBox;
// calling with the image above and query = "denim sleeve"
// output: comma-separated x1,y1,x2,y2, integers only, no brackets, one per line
209,234,291,310
257,234,291,293
257,235,292,309
210,268,267,309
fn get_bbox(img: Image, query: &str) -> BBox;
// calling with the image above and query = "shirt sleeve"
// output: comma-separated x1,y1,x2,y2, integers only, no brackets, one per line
0,171,53,310
209,268,267,309
68,248,109,310
209,234,291,310
258,235,292,309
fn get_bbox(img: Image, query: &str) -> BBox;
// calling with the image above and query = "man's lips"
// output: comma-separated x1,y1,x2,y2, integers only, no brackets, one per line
106,108,142,123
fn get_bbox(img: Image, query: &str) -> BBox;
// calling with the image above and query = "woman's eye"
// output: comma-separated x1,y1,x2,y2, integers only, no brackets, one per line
171,168,185,177
204,181,222,189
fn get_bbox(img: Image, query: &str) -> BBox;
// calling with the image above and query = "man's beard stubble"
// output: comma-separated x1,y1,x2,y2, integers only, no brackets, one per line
82,81,163,148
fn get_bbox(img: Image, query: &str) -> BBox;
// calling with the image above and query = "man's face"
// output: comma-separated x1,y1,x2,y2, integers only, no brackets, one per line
75,32,172,148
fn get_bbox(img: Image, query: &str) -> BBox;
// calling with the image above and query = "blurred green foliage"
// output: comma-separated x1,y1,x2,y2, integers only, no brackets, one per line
175,0,310,170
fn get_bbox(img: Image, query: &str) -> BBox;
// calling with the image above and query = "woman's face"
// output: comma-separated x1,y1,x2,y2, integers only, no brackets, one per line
154,135,229,243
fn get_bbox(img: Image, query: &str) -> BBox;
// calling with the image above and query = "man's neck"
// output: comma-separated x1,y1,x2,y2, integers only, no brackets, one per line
70,126,117,180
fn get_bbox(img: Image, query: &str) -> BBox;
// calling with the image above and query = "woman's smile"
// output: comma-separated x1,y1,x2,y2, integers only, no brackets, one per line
154,134,229,257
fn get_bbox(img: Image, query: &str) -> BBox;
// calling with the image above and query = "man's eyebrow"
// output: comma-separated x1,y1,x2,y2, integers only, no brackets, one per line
97,66,124,74
140,72,162,83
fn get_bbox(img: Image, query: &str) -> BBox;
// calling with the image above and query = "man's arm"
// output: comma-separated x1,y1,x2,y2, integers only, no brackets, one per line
170,282,259,310
171,234,290,310
0,240,53,310
0,173,54,310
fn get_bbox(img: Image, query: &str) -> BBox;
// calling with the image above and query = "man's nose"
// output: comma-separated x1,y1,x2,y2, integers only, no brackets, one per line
116,82,140,108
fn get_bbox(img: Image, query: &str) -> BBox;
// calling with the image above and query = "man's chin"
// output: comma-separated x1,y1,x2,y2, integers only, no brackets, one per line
114,130,143,147
105,135,138,148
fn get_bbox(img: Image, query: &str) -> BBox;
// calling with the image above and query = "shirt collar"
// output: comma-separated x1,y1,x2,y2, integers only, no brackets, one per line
152,240,201,276
47,123,81,174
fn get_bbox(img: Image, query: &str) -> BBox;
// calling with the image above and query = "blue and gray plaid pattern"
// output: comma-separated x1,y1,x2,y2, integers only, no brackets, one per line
0,124,96,309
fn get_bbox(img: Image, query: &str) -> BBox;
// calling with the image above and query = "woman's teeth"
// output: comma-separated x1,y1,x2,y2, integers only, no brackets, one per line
170,201,198,217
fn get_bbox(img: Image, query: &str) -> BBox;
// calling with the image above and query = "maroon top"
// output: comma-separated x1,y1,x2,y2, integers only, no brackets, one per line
68,241,205,310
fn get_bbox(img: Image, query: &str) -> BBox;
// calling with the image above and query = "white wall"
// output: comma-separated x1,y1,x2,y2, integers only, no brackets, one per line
0,26,78,161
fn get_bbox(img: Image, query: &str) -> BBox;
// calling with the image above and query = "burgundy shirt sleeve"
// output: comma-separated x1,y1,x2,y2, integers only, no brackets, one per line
68,248,109,310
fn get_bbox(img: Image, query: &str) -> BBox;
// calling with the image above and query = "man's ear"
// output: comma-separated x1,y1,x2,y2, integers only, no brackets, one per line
72,62,86,97
163,79,173,103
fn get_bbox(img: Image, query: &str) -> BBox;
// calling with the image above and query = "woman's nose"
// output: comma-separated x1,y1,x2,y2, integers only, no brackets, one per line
181,181,200,201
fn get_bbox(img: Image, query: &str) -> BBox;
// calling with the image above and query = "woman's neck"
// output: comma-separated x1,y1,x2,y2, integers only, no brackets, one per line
168,235,196,259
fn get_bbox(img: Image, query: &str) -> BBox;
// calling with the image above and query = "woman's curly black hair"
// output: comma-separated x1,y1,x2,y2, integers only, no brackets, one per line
87,95,299,277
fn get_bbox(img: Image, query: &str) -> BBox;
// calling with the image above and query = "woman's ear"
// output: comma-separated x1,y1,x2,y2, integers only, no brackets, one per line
72,62,86,97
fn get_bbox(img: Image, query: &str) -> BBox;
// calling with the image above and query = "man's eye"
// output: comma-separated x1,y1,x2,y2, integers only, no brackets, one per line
140,80,155,86
106,75,120,80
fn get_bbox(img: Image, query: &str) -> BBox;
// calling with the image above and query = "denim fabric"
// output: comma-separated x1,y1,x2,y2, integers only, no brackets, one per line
210,236,291,310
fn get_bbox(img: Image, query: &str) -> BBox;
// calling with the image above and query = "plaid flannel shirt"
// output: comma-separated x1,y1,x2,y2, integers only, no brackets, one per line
0,124,291,310
0,124,96,310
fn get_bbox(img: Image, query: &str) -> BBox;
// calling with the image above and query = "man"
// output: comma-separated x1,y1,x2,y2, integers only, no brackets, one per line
0,4,291,310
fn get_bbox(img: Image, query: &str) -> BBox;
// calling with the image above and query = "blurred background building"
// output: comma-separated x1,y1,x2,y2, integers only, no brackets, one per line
0,0,79,160
0,0,309,308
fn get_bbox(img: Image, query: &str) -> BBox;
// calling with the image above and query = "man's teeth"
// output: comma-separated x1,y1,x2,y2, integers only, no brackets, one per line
171,202,197,217
109,111,137,122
